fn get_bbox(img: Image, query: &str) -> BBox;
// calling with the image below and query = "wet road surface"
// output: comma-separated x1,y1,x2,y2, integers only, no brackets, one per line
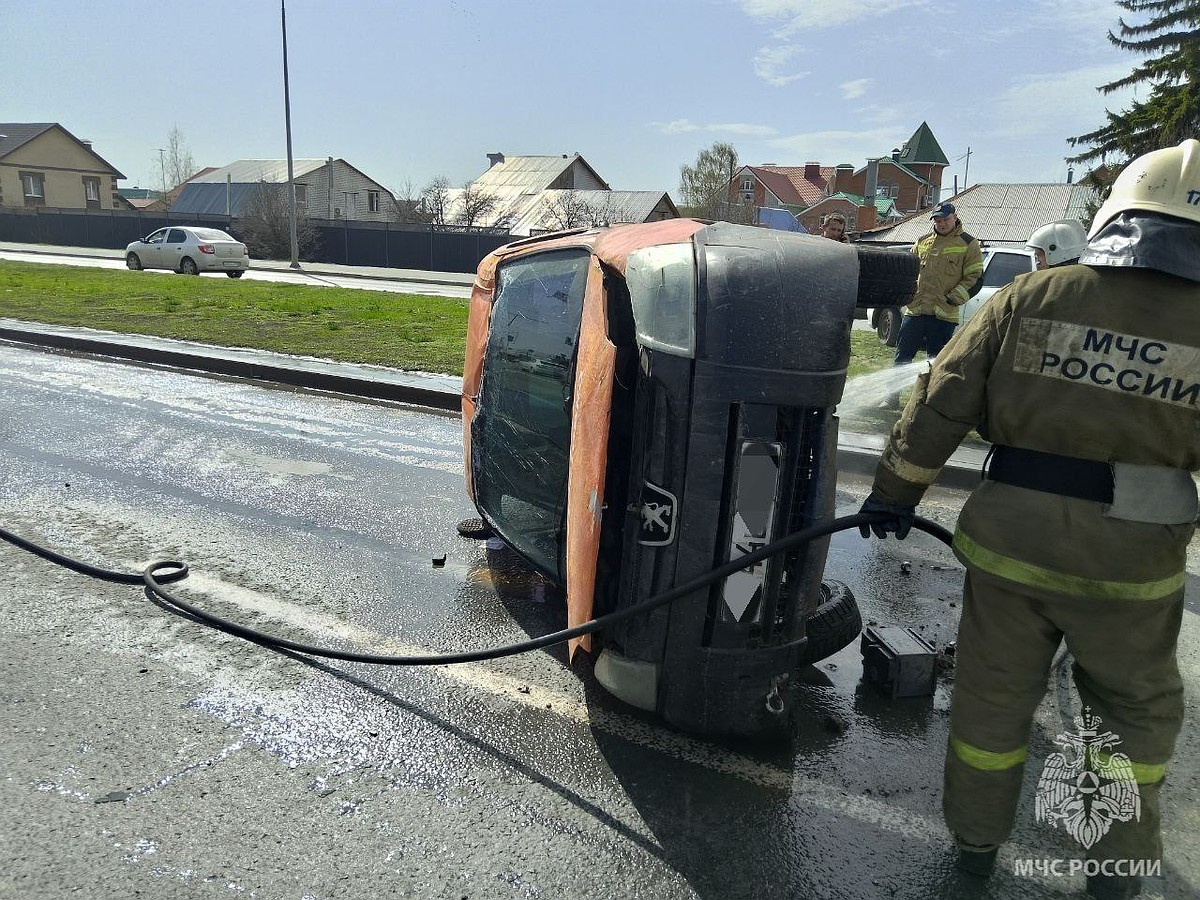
1,342,1197,899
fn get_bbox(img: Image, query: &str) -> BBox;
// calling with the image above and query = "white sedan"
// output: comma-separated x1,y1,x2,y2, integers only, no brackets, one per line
125,226,249,277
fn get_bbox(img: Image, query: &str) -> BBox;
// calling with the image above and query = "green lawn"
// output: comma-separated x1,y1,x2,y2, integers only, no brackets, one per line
0,259,895,378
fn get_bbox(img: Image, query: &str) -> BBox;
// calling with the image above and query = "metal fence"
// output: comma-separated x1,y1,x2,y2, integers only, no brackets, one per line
0,207,512,274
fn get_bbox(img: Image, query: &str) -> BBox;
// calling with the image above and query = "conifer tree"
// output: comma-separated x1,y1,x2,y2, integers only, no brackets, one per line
1068,0,1200,192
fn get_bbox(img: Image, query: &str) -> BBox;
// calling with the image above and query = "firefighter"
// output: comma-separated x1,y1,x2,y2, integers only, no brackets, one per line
893,202,984,365
1025,218,1088,269
858,139,1200,900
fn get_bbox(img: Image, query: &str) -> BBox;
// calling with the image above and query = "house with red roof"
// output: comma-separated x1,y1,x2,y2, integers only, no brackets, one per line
727,122,949,236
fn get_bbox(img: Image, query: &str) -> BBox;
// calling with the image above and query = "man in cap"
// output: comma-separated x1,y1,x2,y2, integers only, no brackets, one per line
858,139,1200,899
893,202,983,365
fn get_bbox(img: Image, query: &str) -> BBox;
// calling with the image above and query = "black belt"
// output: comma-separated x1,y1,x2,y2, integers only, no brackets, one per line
984,445,1114,504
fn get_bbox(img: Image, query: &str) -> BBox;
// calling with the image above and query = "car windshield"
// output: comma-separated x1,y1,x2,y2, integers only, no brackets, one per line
192,228,236,242
982,252,1032,288
472,248,590,580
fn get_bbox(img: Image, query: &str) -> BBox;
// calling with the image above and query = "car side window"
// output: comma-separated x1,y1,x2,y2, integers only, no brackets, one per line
167,229,187,244
981,252,1033,288
146,230,166,245
472,248,590,580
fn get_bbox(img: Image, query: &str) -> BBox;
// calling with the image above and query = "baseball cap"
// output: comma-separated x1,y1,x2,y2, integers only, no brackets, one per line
930,202,956,219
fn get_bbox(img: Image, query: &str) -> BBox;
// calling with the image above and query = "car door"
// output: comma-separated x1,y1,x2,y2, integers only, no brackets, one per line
959,249,1036,325
161,228,191,271
139,229,168,268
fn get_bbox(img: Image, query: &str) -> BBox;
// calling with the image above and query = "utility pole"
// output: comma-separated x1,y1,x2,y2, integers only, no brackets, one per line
281,0,300,268
156,148,167,194
957,147,973,190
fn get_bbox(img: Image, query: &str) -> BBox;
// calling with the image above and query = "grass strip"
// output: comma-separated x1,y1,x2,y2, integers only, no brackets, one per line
0,259,898,378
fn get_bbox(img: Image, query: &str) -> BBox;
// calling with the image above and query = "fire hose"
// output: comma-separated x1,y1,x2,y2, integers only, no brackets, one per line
1,513,955,666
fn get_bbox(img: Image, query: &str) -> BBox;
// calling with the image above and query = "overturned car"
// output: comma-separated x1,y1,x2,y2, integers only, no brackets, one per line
461,220,916,738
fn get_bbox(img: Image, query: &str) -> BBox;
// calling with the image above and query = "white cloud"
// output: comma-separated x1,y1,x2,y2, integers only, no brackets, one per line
753,44,810,86
653,119,702,134
709,123,780,137
740,0,929,34
987,63,1138,141
652,119,778,137
840,78,871,100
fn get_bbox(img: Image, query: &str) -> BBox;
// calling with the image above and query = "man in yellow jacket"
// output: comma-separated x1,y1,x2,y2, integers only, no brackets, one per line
894,202,983,365
859,140,1200,900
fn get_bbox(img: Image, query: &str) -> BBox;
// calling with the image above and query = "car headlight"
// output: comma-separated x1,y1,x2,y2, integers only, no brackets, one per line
625,243,697,358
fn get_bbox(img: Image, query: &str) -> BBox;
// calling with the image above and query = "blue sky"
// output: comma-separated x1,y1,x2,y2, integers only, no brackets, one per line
4,0,1142,200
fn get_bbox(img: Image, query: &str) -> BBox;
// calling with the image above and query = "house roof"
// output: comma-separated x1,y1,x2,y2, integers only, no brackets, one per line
742,166,808,207
0,122,126,178
454,154,639,232
819,191,901,218
858,182,1098,246
0,123,55,158
511,189,676,234
471,154,611,193
187,159,329,184
896,121,949,167
758,165,835,206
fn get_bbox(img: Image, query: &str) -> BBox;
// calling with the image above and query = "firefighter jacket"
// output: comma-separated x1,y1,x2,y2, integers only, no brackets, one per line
872,264,1200,601
907,223,984,323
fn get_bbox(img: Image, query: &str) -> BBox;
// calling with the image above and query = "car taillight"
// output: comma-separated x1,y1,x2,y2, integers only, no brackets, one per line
198,244,215,254
242,245,248,256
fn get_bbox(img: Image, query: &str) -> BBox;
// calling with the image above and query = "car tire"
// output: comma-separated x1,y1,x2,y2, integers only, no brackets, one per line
126,253,142,271
226,271,244,279
875,307,903,347
180,257,199,276
855,246,918,309
798,580,862,666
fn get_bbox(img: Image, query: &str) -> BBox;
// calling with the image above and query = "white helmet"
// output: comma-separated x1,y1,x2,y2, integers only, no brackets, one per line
1026,219,1087,267
1088,138,1200,238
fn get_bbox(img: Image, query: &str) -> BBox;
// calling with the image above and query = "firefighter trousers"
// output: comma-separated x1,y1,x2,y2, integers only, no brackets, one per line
943,568,1184,862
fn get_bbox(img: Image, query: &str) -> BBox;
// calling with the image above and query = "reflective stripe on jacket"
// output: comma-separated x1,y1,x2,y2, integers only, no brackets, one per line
908,223,983,323
872,264,1199,600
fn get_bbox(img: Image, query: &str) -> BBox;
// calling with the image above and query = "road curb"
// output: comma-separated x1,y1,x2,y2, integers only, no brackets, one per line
0,325,461,412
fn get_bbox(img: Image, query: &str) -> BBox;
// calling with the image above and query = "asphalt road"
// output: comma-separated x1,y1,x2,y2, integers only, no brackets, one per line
0,248,474,298
1,342,1197,899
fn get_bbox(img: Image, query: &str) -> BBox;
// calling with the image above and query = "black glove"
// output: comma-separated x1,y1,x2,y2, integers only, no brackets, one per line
858,494,916,540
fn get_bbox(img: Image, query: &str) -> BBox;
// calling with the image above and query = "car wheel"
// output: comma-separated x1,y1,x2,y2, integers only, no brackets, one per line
798,580,862,666
180,257,199,276
126,253,142,271
875,307,903,347
855,245,917,308
226,271,244,279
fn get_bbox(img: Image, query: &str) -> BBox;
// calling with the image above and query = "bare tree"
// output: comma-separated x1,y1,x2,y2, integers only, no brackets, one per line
540,191,597,230
391,179,428,223
588,194,641,227
419,176,452,225
236,181,320,261
455,182,499,228
163,126,197,190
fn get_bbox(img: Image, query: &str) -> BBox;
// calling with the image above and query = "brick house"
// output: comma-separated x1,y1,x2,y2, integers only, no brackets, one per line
833,122,947,216
726,121,948,229
0,123,125,210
